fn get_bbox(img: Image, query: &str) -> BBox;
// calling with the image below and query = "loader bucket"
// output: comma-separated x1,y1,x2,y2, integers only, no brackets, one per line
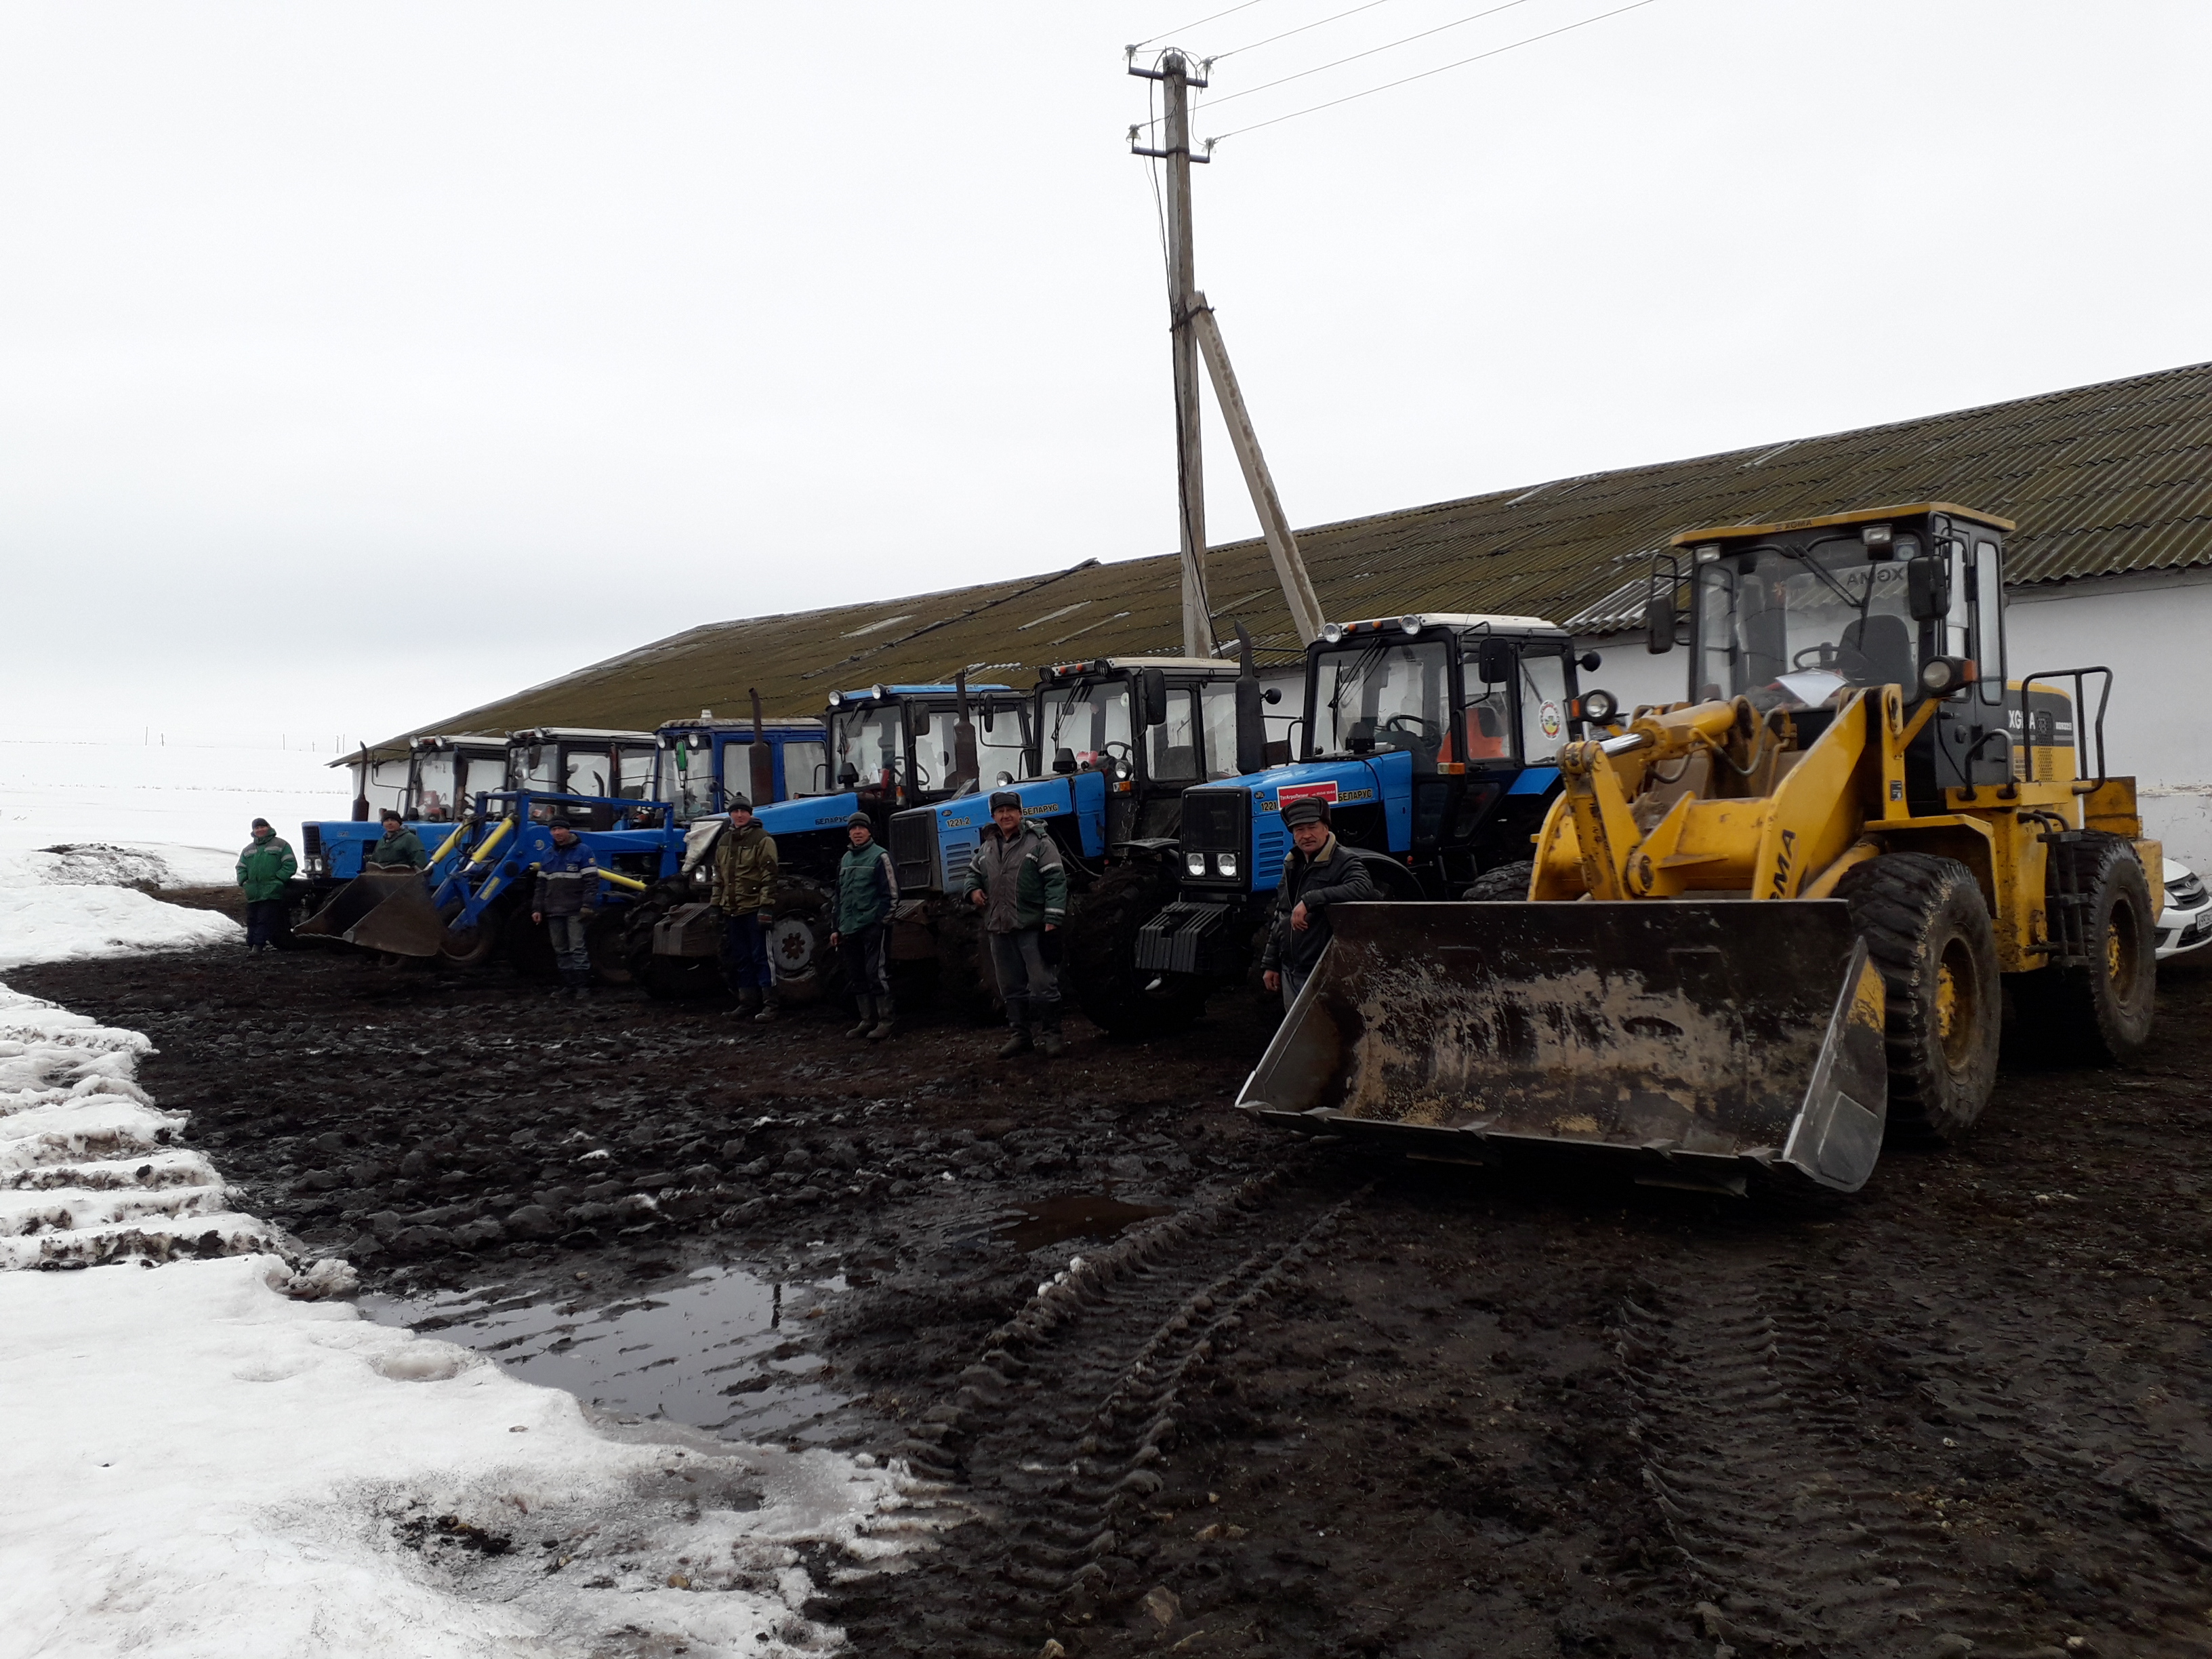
1239,901,1889,1194
293,870,448,957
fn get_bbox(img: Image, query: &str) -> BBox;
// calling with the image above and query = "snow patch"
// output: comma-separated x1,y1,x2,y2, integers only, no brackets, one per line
0,981,953,1653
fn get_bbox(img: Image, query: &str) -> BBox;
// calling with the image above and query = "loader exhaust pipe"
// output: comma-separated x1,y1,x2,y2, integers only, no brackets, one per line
747,687,775,808
1240,900,1890,1193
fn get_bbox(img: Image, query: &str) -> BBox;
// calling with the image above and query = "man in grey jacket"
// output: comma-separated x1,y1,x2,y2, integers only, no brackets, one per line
1260,796,1376,1009
962,791,1070,1059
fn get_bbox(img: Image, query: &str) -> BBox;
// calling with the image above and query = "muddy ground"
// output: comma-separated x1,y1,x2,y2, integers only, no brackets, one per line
14,932,2212,1659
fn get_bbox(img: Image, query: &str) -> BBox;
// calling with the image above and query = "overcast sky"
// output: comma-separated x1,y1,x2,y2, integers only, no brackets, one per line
3,0,2206,751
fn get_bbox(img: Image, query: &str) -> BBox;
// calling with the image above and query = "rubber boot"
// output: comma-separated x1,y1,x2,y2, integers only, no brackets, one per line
996,996,1031,1059
551,970,575,1000
1037,1004,1066,1059
734,985,761,1018
753,987,779,1023
867,996,896,1041
845,998,875,1039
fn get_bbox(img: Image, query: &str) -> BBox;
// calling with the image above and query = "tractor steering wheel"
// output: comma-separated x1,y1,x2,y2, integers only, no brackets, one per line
1382,714,1443,745
1792,642,1876,683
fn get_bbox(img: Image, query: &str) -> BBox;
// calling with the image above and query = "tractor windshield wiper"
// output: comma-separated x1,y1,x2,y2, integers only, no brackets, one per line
1771,542,1866,616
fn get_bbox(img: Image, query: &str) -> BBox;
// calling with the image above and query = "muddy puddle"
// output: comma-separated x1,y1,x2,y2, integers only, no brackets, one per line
994,1193,1171,1252
359,1263,851,1443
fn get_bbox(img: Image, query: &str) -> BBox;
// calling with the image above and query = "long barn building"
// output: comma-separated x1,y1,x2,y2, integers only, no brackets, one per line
403,359,2212,862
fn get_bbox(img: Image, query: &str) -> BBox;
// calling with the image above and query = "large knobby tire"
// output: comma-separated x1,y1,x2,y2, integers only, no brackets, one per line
437,897,505,970
1065,862,1207,1037
930,903,1006,1025
586,909,636,985
1462,860,1535,902
2013,833,2157,1065
765,880,840,1007
1834,852,2001,1142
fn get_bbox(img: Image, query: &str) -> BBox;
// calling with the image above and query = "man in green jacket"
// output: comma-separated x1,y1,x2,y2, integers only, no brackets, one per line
829,812,898,1041
366,809,428,869
962,790,1070,1058
711,796,781,1021
236,817,298,954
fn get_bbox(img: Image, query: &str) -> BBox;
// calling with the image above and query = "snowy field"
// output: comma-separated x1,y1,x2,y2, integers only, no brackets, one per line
0,973,940,1656
0,738,348,874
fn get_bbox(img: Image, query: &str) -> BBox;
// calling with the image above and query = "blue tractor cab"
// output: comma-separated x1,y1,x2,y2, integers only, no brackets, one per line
653,711,830,824
633,681,1030,1004
1134,613,1618,1003
294,732,510,931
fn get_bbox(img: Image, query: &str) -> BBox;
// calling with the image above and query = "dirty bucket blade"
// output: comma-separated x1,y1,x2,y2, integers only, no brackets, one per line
295,871,447,957
1237,901,1889,1193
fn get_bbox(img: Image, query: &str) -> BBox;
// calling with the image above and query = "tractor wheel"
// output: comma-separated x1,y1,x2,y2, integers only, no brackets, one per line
2012,833,2157,1064
764,880,839,1007
1065,863,1206,1036
1461,861,1535,902
437,898,504,970
1834,853,2001,1141
587,909,637,986
931,903,1005,1025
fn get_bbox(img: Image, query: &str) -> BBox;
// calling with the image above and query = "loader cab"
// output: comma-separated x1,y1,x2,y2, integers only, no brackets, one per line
1661,503,2016,801
505,727,660,826
404,734,505,823
652,716,828,823
1025,658,1256,843
819,684,1027,806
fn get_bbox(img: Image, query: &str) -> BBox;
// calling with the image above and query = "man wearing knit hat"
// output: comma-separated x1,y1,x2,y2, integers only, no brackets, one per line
235,817,297,954
1260,796,1376,1009
962,790,1069,1057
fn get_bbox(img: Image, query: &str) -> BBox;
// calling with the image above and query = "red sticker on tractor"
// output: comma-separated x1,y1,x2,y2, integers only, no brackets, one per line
1275,781,1339,807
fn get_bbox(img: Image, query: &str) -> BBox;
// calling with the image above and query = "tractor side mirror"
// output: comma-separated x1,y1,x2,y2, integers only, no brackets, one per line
838,763,859,787
1477,639,1514,684
1263,687,1282,705
1644,596,1674,655
1579,651,1602,672
1139,667,1170,726
981,708,994,733
1052,746,1077,775
1908,554,1951,621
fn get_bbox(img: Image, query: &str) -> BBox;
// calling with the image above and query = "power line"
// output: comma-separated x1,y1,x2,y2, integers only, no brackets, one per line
1211,0,1408,62
1198,0,1540,111
1127,0,1273,53
1206,0,1661,142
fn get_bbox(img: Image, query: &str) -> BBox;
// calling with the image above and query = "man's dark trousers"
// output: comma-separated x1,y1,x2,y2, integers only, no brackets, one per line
245,899,287,951
722,911,773,989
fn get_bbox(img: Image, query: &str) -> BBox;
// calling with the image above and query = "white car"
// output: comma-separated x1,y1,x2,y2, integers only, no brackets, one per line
2156,858,2212,961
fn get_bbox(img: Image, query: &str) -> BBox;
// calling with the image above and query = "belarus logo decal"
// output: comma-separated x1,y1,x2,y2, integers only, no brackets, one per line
1539,701,1563,739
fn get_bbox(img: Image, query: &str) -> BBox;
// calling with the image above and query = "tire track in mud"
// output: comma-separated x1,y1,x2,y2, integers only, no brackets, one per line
823,1166,1362,1656
1620,1239,2212,1657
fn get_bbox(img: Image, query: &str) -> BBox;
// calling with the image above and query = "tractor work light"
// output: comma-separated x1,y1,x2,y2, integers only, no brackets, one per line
827,693,844,707
1216,853,1239,878
1186,852,1207,876
1578,689,1619,723
1399,615,1423,634
1320,623,1345,644
870,684,886,699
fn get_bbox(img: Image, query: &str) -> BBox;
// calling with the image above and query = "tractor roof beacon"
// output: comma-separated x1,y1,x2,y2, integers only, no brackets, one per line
1240,503,2157,1197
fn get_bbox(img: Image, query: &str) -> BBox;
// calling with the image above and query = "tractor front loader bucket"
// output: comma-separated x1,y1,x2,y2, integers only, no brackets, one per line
293,870,449,957
1239,901,1889,1194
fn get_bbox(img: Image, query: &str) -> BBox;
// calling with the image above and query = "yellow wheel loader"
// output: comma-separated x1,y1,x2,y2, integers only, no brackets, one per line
1237,504,2158,1193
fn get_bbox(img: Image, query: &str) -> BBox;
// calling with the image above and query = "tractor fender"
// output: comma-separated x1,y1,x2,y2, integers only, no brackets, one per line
1339,845,1426,902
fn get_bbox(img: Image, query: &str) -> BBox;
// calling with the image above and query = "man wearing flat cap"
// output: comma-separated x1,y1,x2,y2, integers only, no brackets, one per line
962,790,1069,1057
1261,796,1376,1009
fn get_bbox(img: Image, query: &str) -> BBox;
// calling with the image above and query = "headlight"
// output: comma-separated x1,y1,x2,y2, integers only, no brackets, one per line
1320,623,1345,644
1398,614,1423,634
1216,853,1238,878
1186,852,1206,877
1580,688,1618,723
1919,656,1974,695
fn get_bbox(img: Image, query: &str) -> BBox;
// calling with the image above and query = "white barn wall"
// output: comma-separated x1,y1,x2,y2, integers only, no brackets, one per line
2004,571,2212,869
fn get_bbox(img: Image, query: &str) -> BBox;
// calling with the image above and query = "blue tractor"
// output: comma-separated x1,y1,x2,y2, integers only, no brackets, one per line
885,651,1277,1029
1132,612,1618,1012
631,679,1032,1004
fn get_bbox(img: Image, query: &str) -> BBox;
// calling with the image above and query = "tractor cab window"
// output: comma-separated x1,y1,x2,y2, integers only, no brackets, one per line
409,751,457,821
453,750,499,814
831,705,903,790
783,738,827,796
1148,689,1202,783
1031,680,1134,779
662,739,717,821
1309,639,1452,764
1516,651,1571,762
1200,682,1242,779
1972,540,2005,706
512,744,558,796
1694,537,1920,712
561,747,617,798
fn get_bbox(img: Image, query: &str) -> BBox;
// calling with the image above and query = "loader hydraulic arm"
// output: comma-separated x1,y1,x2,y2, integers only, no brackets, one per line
1539,701,1743,900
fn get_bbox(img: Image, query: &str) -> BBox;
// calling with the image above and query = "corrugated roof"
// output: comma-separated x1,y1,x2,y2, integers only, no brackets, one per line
398,359,2212,750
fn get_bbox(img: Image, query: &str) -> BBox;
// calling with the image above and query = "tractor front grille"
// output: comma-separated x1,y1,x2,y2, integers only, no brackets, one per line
890,808,940,895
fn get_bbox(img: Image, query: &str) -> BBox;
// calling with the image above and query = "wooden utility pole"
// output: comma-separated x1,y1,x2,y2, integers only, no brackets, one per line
1190,293,1324,646
1134,52,1217,659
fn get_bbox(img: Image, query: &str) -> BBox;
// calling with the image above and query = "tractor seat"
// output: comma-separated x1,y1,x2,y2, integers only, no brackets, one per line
1841,613,1917,691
